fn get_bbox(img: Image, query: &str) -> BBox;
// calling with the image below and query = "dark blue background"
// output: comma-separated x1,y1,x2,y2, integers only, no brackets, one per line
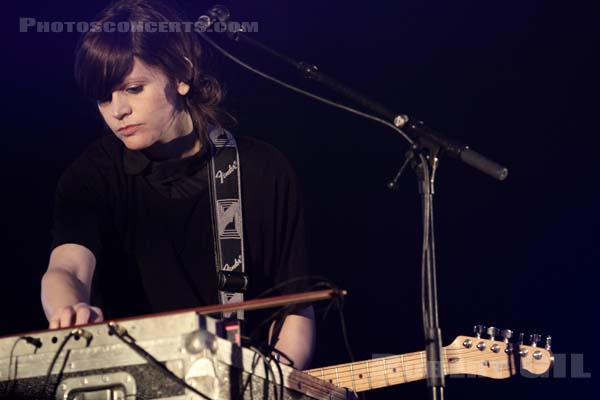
3,1,597,398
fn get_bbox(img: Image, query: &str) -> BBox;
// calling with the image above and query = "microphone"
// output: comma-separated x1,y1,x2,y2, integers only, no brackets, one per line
196,5,230,31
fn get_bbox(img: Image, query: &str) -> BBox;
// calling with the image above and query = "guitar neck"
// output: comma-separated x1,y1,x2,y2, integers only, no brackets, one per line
304,349,441,392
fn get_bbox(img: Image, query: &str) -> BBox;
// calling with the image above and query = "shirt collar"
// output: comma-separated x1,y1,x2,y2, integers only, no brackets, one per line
123,147,151,175
122,129,211,176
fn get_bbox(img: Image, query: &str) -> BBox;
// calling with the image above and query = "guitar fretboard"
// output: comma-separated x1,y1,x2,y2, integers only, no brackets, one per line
305,349,447,392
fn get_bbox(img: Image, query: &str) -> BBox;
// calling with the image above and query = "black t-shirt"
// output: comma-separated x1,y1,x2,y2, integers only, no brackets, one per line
51,132,309,333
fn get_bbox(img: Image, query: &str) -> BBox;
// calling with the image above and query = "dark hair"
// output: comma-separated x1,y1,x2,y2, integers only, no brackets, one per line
74,0,223,134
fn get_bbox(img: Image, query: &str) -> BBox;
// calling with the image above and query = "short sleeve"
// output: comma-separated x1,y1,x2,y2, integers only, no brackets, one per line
239,138,312,302
51,154,110,259
270,160,310,296
237,136,312,302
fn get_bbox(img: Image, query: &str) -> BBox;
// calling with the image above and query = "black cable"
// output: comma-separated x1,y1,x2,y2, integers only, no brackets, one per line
2,337,23,397
240,347,263,396
252,275,338,300
41,331,75,399
23,336,42,350
3,336,41,397
428,158,440,329
269,347,294,368
249,304,297,358
250,278,337,346
266,304,294,351
418,154,432,334
249,276,358,397
268,351,285,400
335,296,356,365
106,323,212,400
249,276,339,347
196,31,414,146
242,349,275,400
417,153,445,397
253,278,357,384
248,345,283,400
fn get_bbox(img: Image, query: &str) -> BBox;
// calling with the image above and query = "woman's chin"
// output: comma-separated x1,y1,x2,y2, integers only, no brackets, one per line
119,135,151,151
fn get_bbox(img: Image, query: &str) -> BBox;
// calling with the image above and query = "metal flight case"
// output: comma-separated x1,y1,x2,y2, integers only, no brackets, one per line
0,310,353,400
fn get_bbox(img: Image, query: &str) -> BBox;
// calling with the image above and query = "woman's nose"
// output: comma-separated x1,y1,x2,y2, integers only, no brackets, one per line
111,93,132,120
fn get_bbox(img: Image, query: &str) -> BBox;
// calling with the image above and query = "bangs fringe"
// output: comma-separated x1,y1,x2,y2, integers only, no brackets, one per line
74,30,135,102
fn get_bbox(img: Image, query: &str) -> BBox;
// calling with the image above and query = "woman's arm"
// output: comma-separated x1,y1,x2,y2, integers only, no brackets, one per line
269,306,316,370
41,243,104,328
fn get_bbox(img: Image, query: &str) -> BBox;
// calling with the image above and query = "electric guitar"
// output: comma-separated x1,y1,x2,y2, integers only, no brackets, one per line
304,332,554,392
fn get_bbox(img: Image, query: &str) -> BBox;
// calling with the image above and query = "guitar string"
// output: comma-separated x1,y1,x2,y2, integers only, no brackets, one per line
235,350,349,400
313,353,534,389
313,349,521,380
281,367,350,400
307,346,546,388
309,345,542,377
234,346,346,400
315,354,514,390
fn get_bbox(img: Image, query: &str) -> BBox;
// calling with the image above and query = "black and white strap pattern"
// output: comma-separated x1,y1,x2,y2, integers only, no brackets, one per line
207,127,246,320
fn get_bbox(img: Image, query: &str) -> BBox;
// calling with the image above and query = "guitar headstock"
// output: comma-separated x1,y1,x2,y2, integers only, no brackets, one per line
444,327,554,379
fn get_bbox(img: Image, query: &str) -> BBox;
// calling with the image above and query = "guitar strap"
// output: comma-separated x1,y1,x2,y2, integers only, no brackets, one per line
207,127,248,320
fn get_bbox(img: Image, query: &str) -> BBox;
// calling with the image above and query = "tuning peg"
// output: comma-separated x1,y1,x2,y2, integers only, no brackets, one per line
530,334,541,347
474,325,486,339
545,335,552,351
518,333,524,346
501,329,513,343
487,326,500,341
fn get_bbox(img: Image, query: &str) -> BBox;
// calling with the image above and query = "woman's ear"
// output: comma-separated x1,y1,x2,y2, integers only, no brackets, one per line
177,81,190,96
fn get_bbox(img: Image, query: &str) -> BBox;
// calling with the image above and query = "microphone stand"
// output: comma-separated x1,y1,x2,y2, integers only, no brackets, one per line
415,145,445,400
197,7,509,399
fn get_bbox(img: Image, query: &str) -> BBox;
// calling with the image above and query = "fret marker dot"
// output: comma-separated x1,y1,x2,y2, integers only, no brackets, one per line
393,368,397,373
359,374,363,379
329,379,332,383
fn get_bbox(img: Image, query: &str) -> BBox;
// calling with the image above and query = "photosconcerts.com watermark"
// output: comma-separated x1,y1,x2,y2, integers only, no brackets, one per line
19,18,258,33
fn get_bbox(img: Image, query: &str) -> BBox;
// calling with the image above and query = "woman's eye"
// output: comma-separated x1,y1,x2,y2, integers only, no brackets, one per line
126,85,144,94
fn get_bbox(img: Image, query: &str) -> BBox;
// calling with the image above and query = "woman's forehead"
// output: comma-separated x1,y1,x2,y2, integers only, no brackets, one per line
120,57,164,85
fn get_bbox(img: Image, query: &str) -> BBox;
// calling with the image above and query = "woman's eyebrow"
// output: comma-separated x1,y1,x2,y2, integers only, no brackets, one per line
119,76,149,87
126,75,149,82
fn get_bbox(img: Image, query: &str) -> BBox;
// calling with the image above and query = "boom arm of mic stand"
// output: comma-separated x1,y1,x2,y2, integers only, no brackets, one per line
216,22,509,181
229,29,397,120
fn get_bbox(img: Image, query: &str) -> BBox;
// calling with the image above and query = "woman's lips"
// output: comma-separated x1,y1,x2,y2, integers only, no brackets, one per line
118,124,142,136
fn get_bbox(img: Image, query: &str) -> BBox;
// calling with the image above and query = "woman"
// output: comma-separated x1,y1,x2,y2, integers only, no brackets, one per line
40,0,315,369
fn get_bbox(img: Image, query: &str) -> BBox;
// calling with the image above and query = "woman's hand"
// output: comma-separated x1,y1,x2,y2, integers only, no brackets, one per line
48,302,104,329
